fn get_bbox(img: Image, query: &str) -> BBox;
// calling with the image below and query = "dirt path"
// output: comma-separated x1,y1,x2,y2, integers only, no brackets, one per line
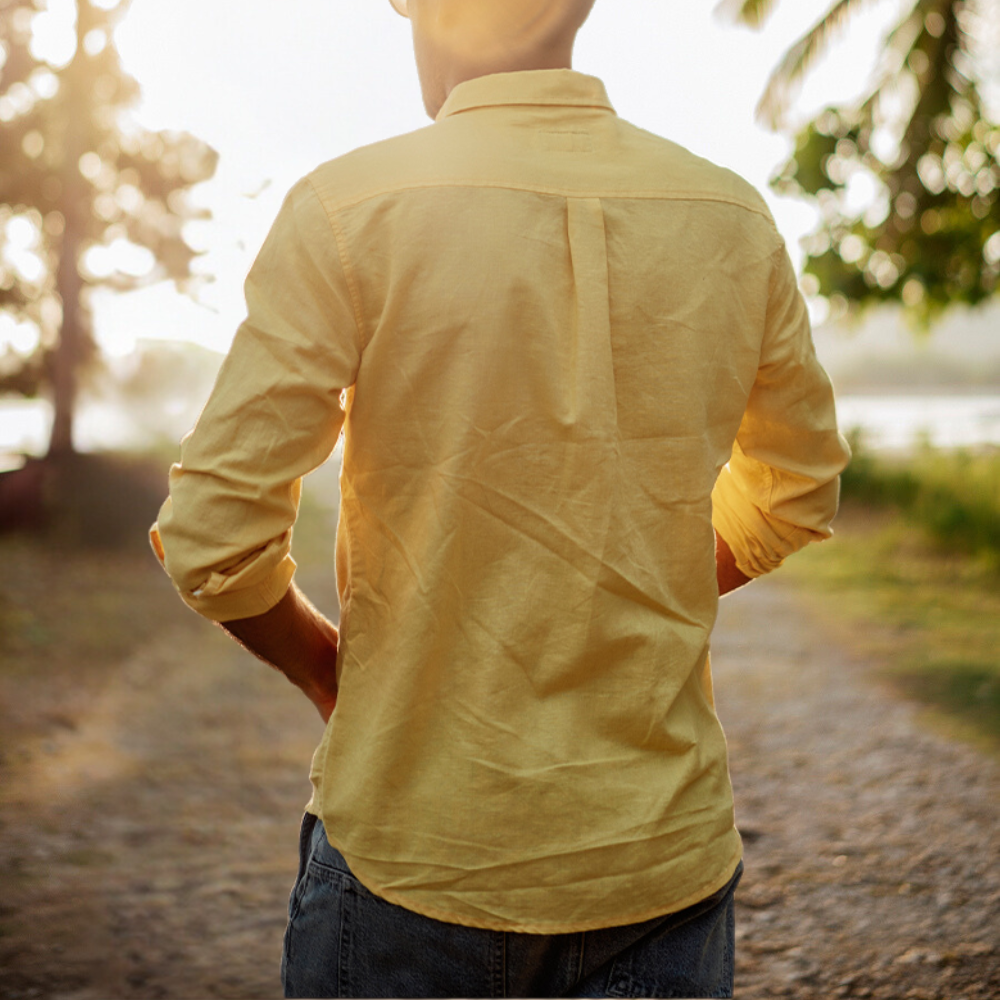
1,575,997,999
713,582,999,1000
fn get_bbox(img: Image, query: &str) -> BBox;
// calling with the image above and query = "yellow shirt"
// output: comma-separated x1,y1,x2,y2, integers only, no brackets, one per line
152,70,849,933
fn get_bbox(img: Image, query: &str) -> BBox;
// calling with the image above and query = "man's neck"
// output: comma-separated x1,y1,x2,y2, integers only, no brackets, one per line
430,46,574,116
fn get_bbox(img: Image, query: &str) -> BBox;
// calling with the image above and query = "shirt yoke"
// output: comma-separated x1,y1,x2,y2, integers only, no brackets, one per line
304,112,776,228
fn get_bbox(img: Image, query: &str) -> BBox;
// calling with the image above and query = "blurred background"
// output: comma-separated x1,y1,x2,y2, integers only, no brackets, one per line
0,1,997,998
2,1,999,457
2,0,998,464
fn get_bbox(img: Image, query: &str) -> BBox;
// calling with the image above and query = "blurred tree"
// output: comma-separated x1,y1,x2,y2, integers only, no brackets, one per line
0,0,217,457
721,0,1000,324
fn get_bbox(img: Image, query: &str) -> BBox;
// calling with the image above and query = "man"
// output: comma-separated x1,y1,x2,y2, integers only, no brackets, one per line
151,1,850,996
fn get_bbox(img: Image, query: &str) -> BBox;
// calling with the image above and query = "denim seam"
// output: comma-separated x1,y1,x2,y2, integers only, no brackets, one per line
281,813,319,994
607,959,634,998
501,931,508,999
338,878,353,997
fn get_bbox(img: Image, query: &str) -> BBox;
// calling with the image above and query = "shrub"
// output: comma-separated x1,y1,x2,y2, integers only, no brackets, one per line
842,435,1000,559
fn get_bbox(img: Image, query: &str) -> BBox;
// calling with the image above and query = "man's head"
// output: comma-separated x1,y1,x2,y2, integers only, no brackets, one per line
392,0,597,118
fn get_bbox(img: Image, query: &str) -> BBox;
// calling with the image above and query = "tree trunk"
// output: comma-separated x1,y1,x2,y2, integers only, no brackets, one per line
48,229,84,458
46,0,90,460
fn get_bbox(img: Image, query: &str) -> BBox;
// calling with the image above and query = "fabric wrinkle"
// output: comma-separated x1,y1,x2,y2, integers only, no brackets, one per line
151,69,849,933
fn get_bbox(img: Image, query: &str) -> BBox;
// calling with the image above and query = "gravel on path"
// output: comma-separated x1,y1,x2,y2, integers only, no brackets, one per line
1,576,997,999
715,580,1000,1000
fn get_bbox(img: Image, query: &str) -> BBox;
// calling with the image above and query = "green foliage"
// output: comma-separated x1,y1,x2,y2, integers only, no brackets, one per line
775,1,1000,323
716,0,783,30
840,429,920,506
0,0,217,453
841,433,1000,559
907,448,1000,555
726,0,1000,323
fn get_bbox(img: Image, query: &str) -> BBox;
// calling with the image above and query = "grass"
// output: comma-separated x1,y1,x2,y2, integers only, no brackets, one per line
781,500,1000,756
0,448,340,758
2,443,996,759
800,437,1000,754
0,449,197,767
0,453,177,667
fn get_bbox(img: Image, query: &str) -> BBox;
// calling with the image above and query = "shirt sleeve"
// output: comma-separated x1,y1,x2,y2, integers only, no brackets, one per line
150,177,363,621
711,238,851,578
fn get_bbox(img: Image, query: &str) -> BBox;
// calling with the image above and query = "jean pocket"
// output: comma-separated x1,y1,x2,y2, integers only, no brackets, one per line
283,849,350,997
306,838,380,900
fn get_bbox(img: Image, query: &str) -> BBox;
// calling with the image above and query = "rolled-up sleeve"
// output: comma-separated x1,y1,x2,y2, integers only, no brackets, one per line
150,177,363,621
712,239,851,578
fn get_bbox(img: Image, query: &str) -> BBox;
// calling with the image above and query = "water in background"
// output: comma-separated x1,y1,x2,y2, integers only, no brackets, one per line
0,341,223,471
1,396,195,469
835,393,1000,451
3,391,1000,467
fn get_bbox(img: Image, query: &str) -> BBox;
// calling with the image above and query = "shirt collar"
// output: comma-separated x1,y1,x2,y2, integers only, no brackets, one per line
436,69,615,122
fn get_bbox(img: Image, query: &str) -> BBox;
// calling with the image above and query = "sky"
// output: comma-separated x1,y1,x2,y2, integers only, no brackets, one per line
84,0,908,359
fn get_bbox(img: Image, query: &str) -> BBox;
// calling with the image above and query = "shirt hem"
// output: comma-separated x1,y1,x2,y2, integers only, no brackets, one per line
306,809,743,934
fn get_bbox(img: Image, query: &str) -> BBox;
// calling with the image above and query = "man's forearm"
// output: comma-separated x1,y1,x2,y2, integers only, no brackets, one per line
715,531,753,597
221,583,339,722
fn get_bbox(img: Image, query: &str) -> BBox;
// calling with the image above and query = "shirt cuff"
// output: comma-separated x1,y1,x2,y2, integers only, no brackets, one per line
711,468,830,578
149,523,297,622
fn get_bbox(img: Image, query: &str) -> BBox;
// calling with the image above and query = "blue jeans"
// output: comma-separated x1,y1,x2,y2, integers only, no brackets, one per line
282,814,741,998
